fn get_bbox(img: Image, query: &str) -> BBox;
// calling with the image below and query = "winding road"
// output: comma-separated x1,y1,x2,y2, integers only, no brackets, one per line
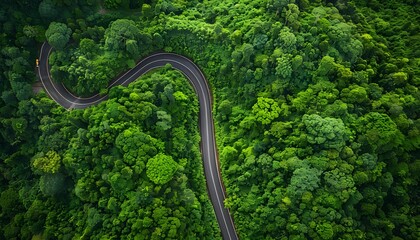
38,42,238,240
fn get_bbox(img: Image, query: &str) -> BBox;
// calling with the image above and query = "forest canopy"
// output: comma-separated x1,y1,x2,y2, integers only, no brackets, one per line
0,0,419,239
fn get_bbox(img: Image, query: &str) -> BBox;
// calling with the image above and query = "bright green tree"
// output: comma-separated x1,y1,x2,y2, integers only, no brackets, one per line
33,150,61,174
252,97,281,125
38,0,58,19
146,153,179,185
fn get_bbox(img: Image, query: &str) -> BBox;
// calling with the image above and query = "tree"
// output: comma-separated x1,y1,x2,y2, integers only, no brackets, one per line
252,97,281,125
340,38,363,63
0,188,23,215
79,38,98,56
38,0,58,19
230,30,242,45
23,25,45,42
275,54,292,79
316,56,336,77
142,4,153,18
146,154,179,185
284,4,300,29
105,19,151,57
11,117,28,136
253,34,268,50
287,164,322,200
303,114,349,150
115,127,162,168
269,0,291,12
108,171,134,193
316,222,334,239
32,150,61,174
83,208,102,236
340,85,368,104
357,112,404,151
278,27,296,53
39,173,66,197
217,100,233,121
323,168,355,202
254,54,269,69
328,22,352,44
9,78,33,101
327,22,362,63
126,39,139,57
104,0,129,9
105,19,140,51
45,22,72,50
269,121,293,139
156,110,172,132
242,43,254,66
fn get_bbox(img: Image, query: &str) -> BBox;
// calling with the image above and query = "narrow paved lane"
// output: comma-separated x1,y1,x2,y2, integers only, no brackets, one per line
38,42,238,240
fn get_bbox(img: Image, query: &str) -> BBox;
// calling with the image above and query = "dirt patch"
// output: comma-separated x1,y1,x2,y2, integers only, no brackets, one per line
32,81,44,94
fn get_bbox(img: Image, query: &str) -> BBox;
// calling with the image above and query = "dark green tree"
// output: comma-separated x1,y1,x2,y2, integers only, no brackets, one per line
45,22,72,50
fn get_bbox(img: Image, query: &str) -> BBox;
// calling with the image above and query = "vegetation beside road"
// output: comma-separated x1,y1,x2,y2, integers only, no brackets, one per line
0,0,419,239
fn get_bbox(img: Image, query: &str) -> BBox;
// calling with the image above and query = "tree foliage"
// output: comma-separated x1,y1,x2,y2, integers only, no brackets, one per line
45,22,72,50
303,114,349,151
32,150,61,174
146,153,179,185
252,97,281,125
0,0,419,239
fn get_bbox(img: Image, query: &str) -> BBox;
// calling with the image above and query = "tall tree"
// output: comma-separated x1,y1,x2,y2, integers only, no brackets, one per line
45,22,72,50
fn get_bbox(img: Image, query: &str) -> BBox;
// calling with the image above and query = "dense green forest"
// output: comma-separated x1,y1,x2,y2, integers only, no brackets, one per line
0,0,419,239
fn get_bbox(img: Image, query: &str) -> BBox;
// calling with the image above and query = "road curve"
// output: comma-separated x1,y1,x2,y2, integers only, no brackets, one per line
38,42,238,240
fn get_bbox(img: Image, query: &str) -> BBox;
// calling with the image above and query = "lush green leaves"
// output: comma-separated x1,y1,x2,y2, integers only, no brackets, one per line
105,19,151,57
303,114,349,150
252,97,281,125
39,173,65,197
357,112,404,151
146,153,179,185
32,150,61,174
1,0,419,239
45,22,72,50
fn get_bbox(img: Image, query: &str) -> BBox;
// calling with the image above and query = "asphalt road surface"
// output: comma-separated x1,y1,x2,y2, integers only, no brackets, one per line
38,42,239,240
